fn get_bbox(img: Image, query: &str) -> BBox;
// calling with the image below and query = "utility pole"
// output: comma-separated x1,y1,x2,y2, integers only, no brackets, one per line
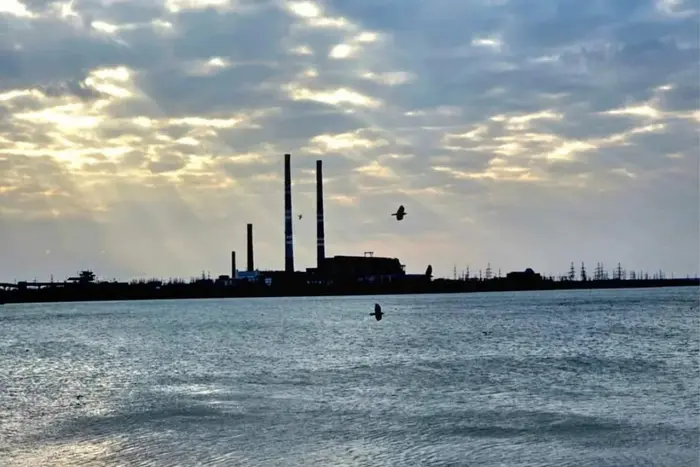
615,262,623,280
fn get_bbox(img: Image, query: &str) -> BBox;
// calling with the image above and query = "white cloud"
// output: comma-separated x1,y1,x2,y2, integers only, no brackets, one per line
0,0,697,282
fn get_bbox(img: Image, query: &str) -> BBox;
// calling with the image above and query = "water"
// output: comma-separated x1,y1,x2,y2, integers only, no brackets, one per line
1,287,698,466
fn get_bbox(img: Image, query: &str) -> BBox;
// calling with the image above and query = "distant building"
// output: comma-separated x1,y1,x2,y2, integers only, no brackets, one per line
67,270,96,284
235,270,260,282
506,268,543,281
216,275,233,286
316,255,406,283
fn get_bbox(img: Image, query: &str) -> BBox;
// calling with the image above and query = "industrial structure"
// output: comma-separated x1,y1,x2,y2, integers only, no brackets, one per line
316,159,325,270
2,152,697,305
284,153,295,274
222,152,425,287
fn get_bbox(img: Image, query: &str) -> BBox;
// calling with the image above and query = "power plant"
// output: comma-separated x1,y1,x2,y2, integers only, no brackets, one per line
3,154,696,304
229,153,414,285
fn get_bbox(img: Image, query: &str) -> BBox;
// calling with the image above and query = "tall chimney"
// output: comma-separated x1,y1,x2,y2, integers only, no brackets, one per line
231,251,236,278
284,153,295,273
316,159,325,270
246,223,254,271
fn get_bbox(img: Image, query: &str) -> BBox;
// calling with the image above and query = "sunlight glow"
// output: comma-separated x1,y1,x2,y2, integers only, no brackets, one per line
285,85,381,108
360,71,414,86
167,117,244,129
13,105,104,130
0,0,34,18
604,105,662,119
471,36,503,50
329,44,354,59
287,1,321,18
91,21,120,34
310,131,387,151
354,161,397,179
165,0,231,13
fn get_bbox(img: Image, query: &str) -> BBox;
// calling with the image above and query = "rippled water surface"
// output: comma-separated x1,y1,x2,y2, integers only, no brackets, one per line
1,287,698,466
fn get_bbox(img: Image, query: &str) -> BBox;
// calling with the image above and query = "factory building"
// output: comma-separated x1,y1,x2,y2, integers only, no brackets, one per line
312,255,405,284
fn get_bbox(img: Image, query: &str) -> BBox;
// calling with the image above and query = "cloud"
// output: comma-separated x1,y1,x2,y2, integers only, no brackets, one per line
0,0,698,282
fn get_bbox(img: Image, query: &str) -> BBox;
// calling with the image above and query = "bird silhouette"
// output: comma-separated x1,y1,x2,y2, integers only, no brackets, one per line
370,303,384,321
298,214,303,220
391,205,406,221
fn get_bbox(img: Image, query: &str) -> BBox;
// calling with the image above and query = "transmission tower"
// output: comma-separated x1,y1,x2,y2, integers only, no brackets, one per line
485,263,492,280
580,262,587,281
568,262,576,281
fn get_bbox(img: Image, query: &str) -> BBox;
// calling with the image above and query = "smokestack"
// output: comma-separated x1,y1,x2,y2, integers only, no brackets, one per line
284,153,295,273
316,159,325,270
231,251,236,278
246,223,254,271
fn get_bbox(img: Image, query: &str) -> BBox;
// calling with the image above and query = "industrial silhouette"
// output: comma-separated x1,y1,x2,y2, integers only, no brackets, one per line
0,153,696,304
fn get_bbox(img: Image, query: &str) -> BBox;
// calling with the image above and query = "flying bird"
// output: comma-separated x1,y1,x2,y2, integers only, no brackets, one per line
298,214,303,220
370,303,384,321
391,205,406,221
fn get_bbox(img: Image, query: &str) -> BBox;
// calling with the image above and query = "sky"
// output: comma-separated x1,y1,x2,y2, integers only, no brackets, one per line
0,0,698,282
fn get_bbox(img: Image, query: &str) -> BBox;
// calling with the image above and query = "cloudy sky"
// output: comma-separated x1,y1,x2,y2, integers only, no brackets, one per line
0,0,698,282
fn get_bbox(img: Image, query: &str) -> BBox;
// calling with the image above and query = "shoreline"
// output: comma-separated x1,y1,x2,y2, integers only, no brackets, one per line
1,278,697,305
